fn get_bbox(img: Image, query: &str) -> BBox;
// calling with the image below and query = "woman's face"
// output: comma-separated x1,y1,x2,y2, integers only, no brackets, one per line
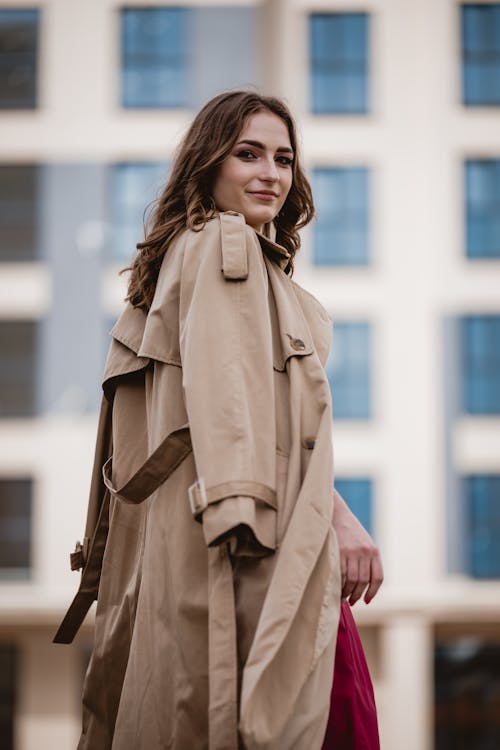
212,110,294,233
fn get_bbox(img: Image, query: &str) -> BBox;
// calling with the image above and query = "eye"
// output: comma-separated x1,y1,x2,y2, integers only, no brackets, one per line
276,155,293,166
236,149,256,160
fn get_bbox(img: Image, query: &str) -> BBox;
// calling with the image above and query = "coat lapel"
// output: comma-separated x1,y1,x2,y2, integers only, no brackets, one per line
260,247,315,371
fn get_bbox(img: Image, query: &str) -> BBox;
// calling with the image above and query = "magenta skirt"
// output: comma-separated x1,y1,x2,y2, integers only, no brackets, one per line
321,601,380,750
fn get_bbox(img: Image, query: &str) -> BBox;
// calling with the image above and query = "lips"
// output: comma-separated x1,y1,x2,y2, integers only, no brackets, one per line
249,191,278,200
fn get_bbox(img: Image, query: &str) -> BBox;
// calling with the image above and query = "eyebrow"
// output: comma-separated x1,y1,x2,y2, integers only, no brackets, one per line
236,139,294,154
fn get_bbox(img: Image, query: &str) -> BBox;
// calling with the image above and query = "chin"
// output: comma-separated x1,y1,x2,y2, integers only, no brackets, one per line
245,209,275,231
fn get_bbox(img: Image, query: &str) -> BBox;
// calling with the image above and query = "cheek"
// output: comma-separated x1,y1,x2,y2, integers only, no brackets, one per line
228,159,250,182
213,165,246,200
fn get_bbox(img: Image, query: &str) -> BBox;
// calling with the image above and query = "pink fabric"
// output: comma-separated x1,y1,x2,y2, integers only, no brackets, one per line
321,601,380,750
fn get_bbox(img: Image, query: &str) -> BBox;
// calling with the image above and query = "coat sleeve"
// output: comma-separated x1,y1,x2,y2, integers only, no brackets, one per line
179,212,277,558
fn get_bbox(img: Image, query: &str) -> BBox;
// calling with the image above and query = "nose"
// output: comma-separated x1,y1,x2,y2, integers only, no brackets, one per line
259,156,279,183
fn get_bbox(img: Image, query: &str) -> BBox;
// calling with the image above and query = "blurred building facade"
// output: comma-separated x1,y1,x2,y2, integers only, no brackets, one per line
0,1,499,748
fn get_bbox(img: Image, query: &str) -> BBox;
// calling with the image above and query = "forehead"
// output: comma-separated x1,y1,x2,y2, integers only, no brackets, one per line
238,110,292,149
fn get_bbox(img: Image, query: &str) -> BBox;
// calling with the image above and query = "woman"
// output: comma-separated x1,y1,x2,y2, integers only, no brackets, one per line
55,91,383,749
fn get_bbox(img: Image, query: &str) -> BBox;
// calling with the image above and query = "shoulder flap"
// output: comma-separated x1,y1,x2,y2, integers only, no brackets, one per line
102,303,151,401
220,211,248,280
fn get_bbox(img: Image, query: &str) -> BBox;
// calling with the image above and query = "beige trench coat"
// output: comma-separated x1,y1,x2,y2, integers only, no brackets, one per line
55,211,342,750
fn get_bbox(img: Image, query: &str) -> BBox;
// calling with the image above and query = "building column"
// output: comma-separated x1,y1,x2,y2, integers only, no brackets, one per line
15,631,81,750
380,616,433,750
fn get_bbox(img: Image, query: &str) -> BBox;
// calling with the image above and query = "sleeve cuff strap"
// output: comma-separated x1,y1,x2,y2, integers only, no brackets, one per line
188,478,277,519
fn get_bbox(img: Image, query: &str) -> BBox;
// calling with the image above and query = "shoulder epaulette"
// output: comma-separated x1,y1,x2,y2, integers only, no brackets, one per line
219,211,248,280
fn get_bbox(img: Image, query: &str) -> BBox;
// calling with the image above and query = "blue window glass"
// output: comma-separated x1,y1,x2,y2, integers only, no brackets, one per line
465,475,500,578
326,321,371,419
462,315,500,414
461,4,500,106
0,9,38,109
121,7,257,110
312,167,369,265
334,478,373,535
121,8,188,108
465,159,500,258
309,13,369,114
0,164,39,261
107,162,169,262
0,478,32,579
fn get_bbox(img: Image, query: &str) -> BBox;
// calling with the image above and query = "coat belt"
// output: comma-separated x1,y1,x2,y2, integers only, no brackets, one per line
53,423,240,750
208,544,239,750
53,424,192,645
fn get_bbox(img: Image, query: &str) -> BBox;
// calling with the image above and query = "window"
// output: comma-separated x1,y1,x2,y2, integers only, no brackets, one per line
309,13,369,114
465,159,500,258
0,321,37,417
0,164,40,261
462,315,500,414
0,645,17,750
335,478,373,535
461,4,500,106
465,474,500,578
326,321,371,418
0,8,38,109
121,7,257,109
435,637,500,748
0,479,32,578
312,167,369,265
107,162,169,262
121,7,187,108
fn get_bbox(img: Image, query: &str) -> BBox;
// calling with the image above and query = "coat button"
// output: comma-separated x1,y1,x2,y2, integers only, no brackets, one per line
302,437,316,450
287,335,306,351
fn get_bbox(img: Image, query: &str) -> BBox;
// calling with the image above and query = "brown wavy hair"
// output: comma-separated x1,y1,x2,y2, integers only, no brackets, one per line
121,90,315,311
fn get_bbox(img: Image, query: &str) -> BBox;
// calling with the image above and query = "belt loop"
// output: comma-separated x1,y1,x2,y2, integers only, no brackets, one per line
101,455,115,495
188,477,208,518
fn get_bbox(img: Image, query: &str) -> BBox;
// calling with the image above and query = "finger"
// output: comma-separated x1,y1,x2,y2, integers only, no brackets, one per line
342,554,358,600
340,551,348,579
340,551,348,596
349,556,370,606
364,554,384,603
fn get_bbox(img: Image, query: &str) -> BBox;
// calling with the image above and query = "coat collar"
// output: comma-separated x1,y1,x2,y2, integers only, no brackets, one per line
215,210,291,272
255,221,291,272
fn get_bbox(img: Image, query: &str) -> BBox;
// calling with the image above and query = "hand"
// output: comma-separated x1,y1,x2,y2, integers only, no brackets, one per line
331,488,384,606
